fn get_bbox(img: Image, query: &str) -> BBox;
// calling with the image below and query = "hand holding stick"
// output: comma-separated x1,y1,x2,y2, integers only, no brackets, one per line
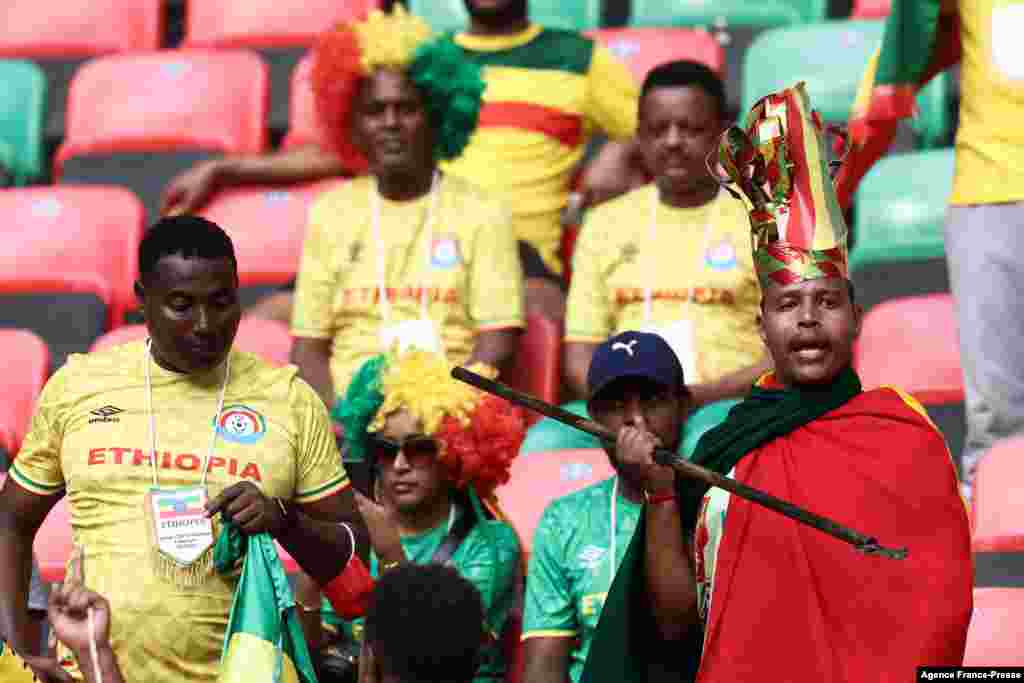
452,366,907,560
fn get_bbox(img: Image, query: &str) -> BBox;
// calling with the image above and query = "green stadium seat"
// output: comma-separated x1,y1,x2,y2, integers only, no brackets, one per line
0,60,45,185
680,398,740,456
850,148,954,310
628,0,828,28
409,0,602,33
520,399,737,458
740,20,951,148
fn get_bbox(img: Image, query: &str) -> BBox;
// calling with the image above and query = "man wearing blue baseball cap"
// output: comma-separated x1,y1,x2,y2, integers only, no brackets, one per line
520,331,693,683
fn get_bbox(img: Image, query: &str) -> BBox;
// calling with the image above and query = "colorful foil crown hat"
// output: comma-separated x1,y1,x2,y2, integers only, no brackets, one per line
715,82,849,288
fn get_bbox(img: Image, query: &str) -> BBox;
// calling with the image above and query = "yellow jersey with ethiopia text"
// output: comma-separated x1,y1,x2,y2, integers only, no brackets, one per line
565,185,763,383
951,0,1024,205
10,341,349,683
291,175,524,395
442,25,639,275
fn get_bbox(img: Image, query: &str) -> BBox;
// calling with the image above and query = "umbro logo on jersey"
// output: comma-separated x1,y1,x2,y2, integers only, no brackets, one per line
89,405,123,424
91,406,123,417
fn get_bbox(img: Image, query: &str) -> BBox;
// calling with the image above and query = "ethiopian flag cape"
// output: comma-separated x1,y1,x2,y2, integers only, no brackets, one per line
214,522,318,683
581,369,973,683
834,0,961,208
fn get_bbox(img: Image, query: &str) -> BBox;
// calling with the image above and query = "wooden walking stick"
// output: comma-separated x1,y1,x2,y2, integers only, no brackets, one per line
452,366,908,560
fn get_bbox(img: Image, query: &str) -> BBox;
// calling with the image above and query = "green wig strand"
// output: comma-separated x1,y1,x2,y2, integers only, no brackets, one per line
331,354,388,462
409,37,486,161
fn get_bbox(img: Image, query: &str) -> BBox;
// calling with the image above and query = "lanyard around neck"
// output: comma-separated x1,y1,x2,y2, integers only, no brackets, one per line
644,187,720,324
143,339,231,488
373,171,442,324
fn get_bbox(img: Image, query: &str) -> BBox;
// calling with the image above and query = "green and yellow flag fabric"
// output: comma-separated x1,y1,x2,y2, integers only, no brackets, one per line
0,642,36,683
214,521,318,683
834,0,961,207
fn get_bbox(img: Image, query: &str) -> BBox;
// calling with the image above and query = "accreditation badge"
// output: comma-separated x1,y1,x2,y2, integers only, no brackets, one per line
378,317,444,356
147,486,214,567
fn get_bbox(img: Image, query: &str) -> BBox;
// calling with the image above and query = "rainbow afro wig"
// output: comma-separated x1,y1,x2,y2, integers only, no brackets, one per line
311,6,486,167
333,350,525,502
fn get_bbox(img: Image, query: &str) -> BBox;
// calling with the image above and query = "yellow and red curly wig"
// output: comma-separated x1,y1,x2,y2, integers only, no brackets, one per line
311,6,485,168
334,350,525,501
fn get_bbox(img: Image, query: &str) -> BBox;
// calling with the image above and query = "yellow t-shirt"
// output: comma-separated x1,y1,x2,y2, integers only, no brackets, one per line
290,175,524,395
951,0,1024,205
442,25,639,274
565,185,763,383
10,341,349,683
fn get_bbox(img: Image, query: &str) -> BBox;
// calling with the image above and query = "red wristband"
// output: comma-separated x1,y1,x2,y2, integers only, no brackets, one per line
644,489,676,505
322,555,375,620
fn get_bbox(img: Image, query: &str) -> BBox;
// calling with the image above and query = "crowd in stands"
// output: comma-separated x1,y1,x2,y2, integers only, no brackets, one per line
1,0,1023,681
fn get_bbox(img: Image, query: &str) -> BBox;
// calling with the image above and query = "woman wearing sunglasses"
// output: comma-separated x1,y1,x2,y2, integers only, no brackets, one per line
296,350,525,683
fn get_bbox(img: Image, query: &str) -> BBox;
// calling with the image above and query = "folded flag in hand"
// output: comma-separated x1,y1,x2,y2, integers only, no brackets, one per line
214,521,318,683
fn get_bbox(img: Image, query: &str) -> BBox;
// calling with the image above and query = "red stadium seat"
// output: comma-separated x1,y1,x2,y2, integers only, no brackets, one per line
199,181,345,291
0,330,49,460
54,50,269,219
963,588,1024,666
851,0,891,19
0,1,164,148
282,55,320,150
506,314,563,415
585,28,726,83
91,317,294,367
971,437,1024,552
183,0,380,49
34,492,72,583
0,187,145,368
56,50,268,168
855,294,963,405
496,449,614,556
0,1,162,58
854,294,966,460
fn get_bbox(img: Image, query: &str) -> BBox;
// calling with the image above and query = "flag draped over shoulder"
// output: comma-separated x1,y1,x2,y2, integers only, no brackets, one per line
582,371,973,683
834,0,961,208
214,522,318,683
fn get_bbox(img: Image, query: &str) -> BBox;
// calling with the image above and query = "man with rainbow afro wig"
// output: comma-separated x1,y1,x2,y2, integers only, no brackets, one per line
290,7,525,413
295,350,525,683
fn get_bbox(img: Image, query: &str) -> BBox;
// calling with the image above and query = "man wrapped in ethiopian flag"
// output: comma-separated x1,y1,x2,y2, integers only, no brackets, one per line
581,83,973,683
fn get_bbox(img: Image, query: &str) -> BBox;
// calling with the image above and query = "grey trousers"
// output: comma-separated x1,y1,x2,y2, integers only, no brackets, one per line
945,203,1024,499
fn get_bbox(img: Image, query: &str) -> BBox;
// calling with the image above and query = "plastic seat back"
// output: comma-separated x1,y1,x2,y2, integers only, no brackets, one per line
0,60,46,184
505,314,562,413
972,437,1024,552
0,0,162,58
586,28,725,83
628,0,828,28
0,330,49,462
0,187,145,366
496,449,614,556
183,0,380,49
963,588,1024,666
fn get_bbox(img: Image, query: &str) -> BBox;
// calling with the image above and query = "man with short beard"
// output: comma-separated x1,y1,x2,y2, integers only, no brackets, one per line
587,83,973,683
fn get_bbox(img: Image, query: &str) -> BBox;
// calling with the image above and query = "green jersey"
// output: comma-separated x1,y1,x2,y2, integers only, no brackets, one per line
522,476,642,683
323,506,520,681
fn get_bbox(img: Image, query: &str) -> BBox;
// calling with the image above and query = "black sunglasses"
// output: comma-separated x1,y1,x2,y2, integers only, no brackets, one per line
368,433,439,464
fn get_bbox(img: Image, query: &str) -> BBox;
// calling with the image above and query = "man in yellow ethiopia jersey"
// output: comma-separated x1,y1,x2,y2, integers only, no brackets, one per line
161,0,644,323
289,9,524,409
564,61,769,406
0,216,361,683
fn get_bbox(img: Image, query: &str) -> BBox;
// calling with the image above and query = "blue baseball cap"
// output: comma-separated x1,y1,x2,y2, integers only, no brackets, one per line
586,331,685,401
